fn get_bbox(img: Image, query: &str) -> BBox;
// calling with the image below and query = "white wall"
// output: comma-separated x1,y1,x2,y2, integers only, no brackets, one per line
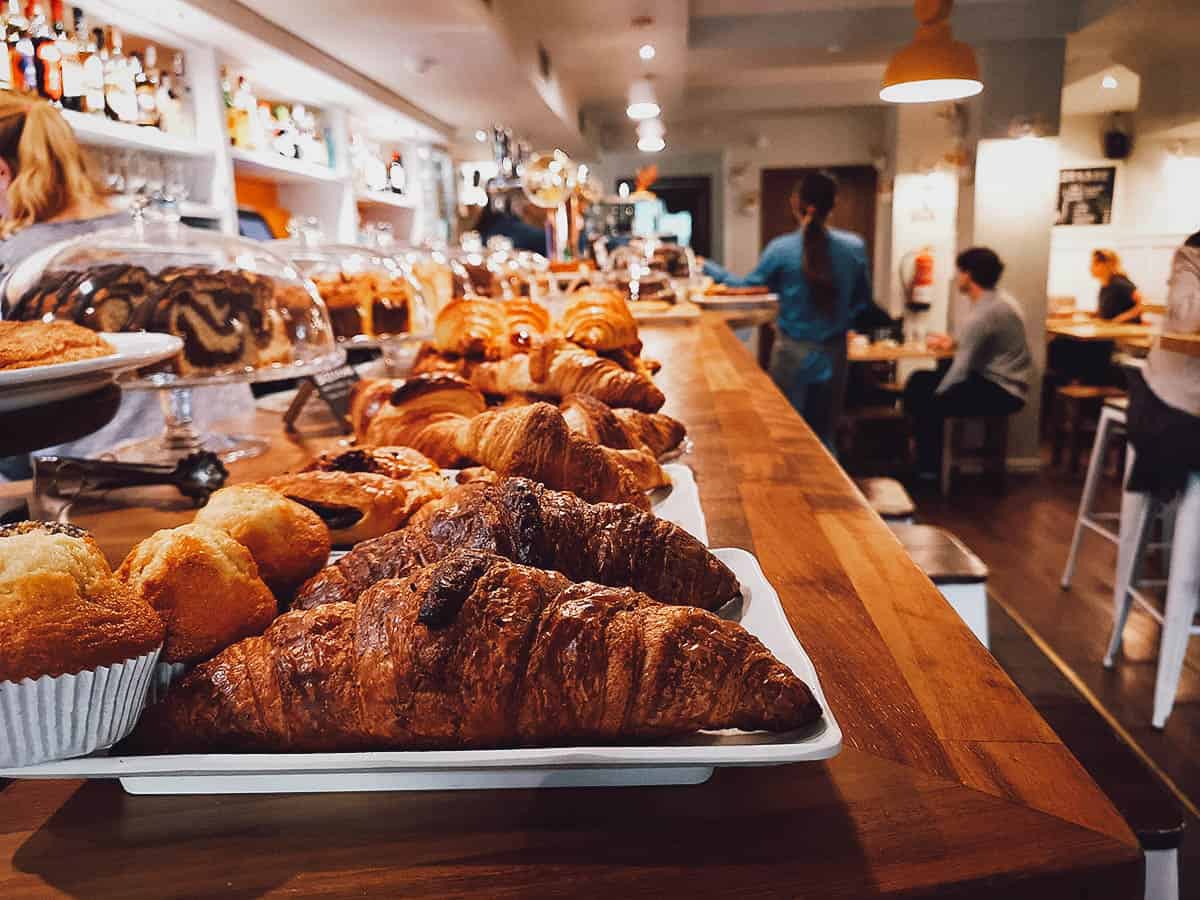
597,107,887,286
1048,113,1198,309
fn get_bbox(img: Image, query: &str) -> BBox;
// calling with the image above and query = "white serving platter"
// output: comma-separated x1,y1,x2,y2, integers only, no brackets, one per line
0,332,183,412
693,292,779,311
653,462,707,545
0,549,840,794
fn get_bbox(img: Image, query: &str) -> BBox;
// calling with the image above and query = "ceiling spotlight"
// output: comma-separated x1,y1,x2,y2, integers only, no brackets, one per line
1102,74,1118,89
639,43,656,61
626,78,660,120
880,0,982,103
637,118,665,153
474,129,488,142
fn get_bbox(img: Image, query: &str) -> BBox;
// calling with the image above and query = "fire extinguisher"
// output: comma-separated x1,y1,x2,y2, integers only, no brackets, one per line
901,246,935,312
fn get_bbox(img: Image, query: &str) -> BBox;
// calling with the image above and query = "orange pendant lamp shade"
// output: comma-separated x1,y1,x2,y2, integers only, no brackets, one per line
881,0,982,103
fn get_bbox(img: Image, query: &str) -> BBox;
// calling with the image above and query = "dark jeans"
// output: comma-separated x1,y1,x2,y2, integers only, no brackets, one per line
768,333,849,451
903,369,1024,473
1126,369,1200,502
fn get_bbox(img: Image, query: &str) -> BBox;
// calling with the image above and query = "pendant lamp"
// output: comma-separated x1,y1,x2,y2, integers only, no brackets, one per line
626,78,661,120
880,0,982,103
637,118,665,153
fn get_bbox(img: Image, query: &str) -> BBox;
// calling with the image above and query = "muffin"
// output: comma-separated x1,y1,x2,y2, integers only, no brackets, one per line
0,522,163,767
194,484,331,601
117,524,277,665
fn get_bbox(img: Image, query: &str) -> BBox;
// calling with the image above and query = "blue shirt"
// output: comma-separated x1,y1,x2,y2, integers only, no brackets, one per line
704,227,871,344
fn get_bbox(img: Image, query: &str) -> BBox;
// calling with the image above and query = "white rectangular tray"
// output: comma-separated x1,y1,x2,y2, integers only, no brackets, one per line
0,549,839,794
652,462,707,545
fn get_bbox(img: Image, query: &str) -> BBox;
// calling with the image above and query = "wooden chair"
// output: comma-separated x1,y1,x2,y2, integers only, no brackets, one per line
940,414,1009,497
890,523,989,647
854,477,915,523
1051,384,1126,473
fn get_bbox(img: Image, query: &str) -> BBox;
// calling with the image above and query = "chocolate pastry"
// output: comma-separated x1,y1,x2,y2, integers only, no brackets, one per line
292,476,742,612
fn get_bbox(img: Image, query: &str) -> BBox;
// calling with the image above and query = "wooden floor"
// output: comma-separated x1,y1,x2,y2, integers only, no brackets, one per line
904,458,1199,885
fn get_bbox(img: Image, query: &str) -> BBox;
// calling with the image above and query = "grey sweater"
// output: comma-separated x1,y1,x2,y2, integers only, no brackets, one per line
937,289,1034,399
1145,245,1200,416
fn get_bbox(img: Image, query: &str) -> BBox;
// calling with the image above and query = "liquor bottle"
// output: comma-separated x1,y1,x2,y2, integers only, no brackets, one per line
57,5,82,111
135,44,158,127
388,151,406,194
29,2,63,102
103,26,137,123
7,0,35,94
80,23,103,115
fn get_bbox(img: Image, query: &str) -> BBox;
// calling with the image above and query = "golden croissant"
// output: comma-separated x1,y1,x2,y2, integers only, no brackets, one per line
559,393,686,457
471,338,665,412
561,289,639,352
359,374,486,468
433,298,506,358
126,550,821,753
291,476,741,612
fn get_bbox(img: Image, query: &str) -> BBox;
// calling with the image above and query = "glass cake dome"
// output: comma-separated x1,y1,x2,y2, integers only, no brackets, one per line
1,216,344,462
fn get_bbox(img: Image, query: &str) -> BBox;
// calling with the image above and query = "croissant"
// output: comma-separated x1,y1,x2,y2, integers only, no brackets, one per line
471,339,665,412
614,407,688,457
128,550,818,753
359,374,486,467
559,393,686,458
503,300,551,352
456,402,651,507
561,289,639,352
433,298,506,358
292,476,741,612
348,378,401,437
411,342,473,377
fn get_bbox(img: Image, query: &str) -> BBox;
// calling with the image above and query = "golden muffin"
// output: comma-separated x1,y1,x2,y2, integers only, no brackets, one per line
117,524,276,665
194,484,331,600
264,469,447,546
0,522,164,683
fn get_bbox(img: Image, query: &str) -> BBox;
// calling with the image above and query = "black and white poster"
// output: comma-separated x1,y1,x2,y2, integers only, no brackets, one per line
1056,166,1116,226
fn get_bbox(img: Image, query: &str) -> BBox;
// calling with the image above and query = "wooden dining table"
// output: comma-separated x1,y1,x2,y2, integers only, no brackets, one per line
1045,319,1154,342
0,313,1140,897
847,340,955,364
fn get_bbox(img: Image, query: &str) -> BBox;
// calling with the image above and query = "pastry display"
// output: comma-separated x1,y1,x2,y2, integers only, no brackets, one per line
293,477,741,612
559,392,686,457
310,270,414,339
128,549,819,753
457,402,653,507
0,521,164,768
264,468,448,546
614,270,676,305
0,320,116,371
0,521,164,683
193,484,332,600
560,290,639,352
117,523,276,665
303,445,442,482
471,338,665,412
359,374,487,468
5,263,299,377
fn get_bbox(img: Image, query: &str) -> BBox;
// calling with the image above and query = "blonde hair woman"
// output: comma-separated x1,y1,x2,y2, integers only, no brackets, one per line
0,92,123,270
1090,248,1144,323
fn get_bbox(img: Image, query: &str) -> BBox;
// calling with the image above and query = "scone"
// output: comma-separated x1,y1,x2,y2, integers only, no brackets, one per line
117,524,276,665
194,484,331,600
0,522,163,767
264,469,446,546
0,320,116,370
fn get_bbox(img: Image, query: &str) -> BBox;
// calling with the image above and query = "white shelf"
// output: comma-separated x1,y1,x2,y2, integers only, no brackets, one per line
106,195,225,220
231,148,347,185
62,110,212,158
356,189,416,209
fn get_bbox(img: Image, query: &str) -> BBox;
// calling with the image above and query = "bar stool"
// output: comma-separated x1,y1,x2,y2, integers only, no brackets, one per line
1104,469,1200,729
940,415,1008,497
889,523,989,647
1051,385,1126,472
854,477,915,523
1061,395,1127,589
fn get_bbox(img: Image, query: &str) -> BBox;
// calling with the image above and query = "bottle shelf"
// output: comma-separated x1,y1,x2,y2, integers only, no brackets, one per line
355,189,416,209
230,147,347,185
62,110,212,158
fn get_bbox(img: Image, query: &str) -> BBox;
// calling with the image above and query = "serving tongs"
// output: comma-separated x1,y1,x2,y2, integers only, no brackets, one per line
33,452,229,505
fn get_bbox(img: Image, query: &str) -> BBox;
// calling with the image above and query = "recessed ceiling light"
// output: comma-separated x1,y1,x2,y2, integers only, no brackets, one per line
474,129,488,142
1102,74,1118,89
639,44,656,61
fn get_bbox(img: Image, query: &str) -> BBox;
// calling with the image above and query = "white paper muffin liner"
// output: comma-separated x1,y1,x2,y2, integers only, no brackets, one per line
0,646,161,768
147,661,191,705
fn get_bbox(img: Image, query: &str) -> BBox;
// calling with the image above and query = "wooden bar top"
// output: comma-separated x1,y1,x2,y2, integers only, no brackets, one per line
0,314,1140,898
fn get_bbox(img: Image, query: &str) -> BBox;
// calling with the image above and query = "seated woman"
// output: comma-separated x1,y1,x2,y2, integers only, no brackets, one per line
1126,231,1200,501
903,247,1034,478
1091,248,1144,323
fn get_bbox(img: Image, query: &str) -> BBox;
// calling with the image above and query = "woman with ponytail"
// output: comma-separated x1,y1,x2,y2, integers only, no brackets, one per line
0,93,252,477
704,171,871,447
0,93,124,270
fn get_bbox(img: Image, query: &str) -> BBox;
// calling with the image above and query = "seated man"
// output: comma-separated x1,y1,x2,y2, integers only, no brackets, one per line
903,247,1034,478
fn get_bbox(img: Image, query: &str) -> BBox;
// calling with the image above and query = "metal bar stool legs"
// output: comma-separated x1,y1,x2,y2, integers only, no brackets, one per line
1062,403,1126,590
1152,473,1200,728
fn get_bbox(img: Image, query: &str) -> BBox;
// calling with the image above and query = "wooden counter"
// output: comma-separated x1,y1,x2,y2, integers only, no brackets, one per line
0,314,1139,898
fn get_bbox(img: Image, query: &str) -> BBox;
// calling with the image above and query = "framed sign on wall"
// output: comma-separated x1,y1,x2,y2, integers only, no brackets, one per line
1056,166,1116,226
